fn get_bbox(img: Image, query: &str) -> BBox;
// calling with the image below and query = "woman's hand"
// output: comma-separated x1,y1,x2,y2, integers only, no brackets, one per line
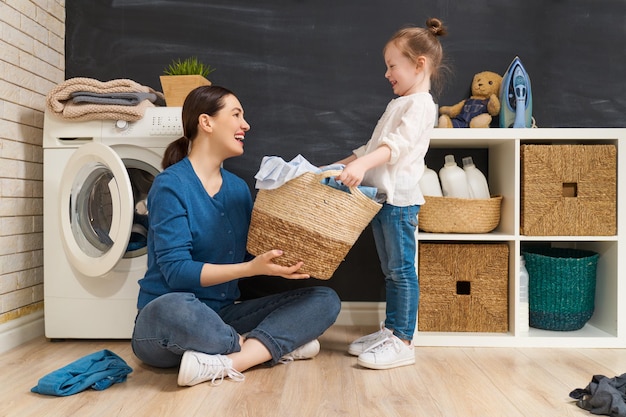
250,250,310,280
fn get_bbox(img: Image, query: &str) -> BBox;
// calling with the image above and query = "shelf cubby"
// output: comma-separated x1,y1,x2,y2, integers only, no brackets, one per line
414,128,626,348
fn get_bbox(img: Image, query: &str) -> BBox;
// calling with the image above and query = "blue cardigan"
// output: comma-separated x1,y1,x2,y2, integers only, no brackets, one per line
137,157,252,312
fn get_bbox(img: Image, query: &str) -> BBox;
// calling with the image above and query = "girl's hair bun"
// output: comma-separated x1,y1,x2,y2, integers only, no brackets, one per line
426,17,447,37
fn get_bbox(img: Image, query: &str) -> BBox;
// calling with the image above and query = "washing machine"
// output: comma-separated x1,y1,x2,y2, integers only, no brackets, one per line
43,107,182,339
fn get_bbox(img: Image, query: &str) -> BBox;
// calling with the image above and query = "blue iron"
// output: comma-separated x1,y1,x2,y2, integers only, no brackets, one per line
499,56,532,128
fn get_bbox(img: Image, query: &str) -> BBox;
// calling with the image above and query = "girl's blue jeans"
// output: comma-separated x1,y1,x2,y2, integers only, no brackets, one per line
371,203,420,341
131,286,341,368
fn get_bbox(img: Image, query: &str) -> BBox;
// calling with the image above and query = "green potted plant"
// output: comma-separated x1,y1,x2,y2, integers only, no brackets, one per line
160,56,216,107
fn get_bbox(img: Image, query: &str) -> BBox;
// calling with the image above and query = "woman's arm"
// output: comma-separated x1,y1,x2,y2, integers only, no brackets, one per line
152,171,310,289
199,250,309,286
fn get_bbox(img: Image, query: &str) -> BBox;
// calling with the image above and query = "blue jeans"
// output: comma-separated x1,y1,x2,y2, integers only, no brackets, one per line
131,286,341,368
371,203,420,341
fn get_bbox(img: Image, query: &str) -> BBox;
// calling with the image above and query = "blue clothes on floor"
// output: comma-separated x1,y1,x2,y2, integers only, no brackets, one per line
31,349,133,396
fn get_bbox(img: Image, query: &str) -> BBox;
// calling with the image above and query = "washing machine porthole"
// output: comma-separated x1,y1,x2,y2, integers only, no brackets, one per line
69,162,118,257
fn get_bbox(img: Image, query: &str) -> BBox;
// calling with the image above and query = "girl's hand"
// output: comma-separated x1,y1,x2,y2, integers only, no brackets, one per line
250,250,310,280
336,145,391,187
336,161,366,188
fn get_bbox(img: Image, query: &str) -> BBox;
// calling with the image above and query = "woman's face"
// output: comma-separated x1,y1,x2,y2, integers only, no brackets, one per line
209,94,250,157
384,43,420,96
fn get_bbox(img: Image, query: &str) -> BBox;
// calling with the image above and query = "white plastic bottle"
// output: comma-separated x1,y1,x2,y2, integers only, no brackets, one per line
438,155,470,198
519,255,530,333
462,156,490,199
419,165,443,197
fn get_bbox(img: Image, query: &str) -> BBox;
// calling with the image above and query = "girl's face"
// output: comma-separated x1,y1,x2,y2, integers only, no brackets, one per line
384,43,422,96
208,94,250,157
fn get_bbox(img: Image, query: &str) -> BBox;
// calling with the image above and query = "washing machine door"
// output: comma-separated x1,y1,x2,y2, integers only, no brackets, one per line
59,142,134,277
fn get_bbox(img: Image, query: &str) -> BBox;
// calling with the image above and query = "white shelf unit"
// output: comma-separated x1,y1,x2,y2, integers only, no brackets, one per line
414,128,626,348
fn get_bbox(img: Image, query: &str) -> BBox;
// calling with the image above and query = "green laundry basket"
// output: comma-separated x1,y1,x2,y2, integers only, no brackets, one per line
522,247,598,331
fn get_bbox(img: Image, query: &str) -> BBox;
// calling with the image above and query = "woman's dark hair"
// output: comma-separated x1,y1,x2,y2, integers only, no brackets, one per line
161,85,235,169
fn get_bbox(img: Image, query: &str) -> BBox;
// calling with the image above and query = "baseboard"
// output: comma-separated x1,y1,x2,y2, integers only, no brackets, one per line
336,301,385,326
0,303,380,354
0,310,45,355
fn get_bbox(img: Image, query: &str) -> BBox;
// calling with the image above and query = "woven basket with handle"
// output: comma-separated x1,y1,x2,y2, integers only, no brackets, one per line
247,170,382,279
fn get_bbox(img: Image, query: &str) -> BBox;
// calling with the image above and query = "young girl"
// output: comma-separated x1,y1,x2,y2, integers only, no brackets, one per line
131,85,341,386
332,18,447,370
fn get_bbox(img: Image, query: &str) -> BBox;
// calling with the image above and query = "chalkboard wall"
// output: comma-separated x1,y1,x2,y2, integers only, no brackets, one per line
66,0,626,301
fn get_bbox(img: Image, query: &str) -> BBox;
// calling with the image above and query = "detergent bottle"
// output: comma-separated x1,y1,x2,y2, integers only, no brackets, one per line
419,165,443,197
438,155,470,198
462,156,490,199
519,255,530,333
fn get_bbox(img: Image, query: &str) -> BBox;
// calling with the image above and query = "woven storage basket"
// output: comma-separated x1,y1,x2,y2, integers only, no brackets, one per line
418,242,509,332
418,195,502,233
247,170,382,279
523,247,598,331
520,144,616,236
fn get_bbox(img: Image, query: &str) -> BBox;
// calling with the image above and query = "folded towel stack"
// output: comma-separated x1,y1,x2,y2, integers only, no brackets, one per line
46,77,166,122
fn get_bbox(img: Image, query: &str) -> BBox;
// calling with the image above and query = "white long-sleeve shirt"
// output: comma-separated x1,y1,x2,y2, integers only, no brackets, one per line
353,92,436,206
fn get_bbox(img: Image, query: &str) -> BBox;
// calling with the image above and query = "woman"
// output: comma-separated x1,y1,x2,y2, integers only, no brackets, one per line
131,85,341,387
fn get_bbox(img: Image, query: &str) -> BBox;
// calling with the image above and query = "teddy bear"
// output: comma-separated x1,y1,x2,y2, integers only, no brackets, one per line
438,71,503,128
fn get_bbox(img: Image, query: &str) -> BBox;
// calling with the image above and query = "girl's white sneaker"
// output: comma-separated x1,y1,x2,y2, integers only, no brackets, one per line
348,322,393,356
356,335,415,370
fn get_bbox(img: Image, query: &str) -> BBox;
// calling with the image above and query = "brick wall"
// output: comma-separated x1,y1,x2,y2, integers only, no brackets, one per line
0,1,65,325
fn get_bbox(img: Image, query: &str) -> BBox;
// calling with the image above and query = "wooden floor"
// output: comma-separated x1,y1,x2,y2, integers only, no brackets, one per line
1,324,622,417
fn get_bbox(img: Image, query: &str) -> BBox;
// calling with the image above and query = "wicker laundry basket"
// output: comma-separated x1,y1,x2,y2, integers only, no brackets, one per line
418,195,502,233
247,170,382,279
523,247,598,331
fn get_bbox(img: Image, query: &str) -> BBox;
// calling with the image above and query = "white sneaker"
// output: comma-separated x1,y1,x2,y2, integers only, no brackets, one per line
357,335,415,370
280,339,320,363
348,322,393,356
177,350,245,386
